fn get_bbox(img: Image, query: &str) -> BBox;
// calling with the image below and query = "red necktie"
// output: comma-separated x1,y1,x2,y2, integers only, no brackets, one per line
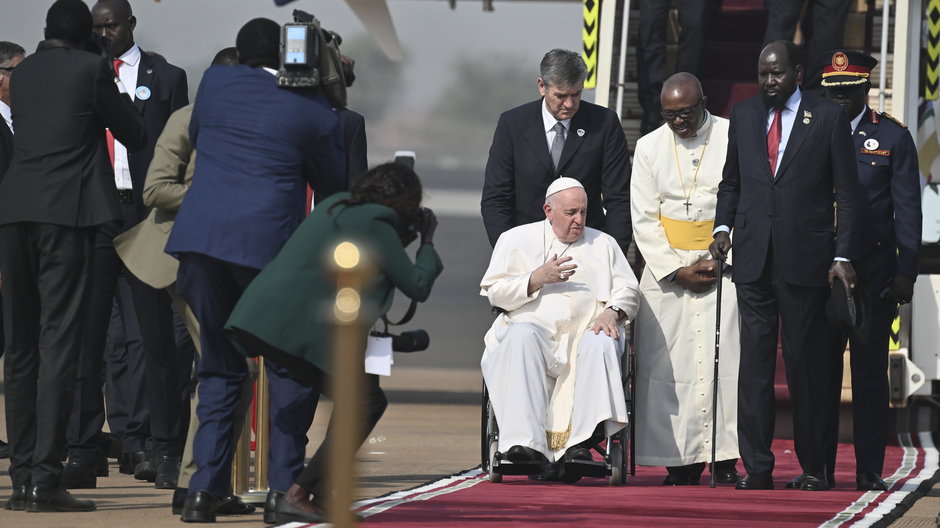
767,107,782,175
107,59,123,167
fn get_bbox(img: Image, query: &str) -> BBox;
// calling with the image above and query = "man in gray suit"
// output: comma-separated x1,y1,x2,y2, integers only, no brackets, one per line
481,48,632,255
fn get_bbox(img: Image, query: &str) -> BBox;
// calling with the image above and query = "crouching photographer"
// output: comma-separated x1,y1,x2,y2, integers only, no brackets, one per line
225,162,443,523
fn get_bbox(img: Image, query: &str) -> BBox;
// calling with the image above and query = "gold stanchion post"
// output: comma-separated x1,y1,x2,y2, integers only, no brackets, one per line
231,358,271,504
254,357,271,490
231,409,251,495
328,241,371,528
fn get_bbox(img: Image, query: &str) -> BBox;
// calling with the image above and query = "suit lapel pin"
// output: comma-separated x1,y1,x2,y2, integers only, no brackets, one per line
802,110,812,124
576,128,585,137
135,86,152,101
864,138,879,150
147,68,153,75
858,130,867,136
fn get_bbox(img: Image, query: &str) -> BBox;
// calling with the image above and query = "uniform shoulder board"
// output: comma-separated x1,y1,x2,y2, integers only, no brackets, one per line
880,112,908,128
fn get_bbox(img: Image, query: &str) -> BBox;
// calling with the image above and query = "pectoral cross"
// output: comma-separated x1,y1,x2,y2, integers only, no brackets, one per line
684,200,692,215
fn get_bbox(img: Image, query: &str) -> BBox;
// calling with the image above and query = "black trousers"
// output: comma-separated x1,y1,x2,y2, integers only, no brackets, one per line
735,251,834,478
636,0,717,133
763,0,851,90
294,372,388,497
824,247,896,477
0,222,95,488
69,203,187,461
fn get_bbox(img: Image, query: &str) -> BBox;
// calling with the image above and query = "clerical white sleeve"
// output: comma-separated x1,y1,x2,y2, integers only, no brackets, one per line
631,134,685,281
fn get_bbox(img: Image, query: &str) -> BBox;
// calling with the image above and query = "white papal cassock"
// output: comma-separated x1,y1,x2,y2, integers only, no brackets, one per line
631,113,741,467
480,220,639,462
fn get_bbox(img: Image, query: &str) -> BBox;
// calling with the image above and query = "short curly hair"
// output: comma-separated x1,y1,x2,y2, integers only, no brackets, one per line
330,162,423,226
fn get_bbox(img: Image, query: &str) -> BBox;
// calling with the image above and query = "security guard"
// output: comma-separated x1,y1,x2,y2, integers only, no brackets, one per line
818,50,922,491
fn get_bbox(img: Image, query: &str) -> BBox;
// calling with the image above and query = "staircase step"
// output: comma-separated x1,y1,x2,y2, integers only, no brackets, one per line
701,80,759,118
701,43,763,82
720,0,765,10
706,10,769,44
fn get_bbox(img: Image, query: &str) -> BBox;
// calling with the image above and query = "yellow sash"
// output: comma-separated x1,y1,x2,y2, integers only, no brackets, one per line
660,215,715,250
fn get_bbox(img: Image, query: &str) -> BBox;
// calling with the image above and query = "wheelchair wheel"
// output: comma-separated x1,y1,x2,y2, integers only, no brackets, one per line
608,440,625,486
485,400,502,483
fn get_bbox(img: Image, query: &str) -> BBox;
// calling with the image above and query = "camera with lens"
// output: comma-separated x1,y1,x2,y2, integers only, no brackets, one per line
371,312,429,353
376,204,432,353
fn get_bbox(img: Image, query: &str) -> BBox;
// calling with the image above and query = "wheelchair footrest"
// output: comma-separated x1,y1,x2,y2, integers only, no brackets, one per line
563,459,610,479
492,455,545,476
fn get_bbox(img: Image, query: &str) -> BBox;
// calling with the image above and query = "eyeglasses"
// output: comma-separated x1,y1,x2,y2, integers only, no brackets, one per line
661,99,703,121
0,66,15,73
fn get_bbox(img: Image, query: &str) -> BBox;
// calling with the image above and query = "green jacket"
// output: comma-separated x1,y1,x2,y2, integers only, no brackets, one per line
226,192,443,377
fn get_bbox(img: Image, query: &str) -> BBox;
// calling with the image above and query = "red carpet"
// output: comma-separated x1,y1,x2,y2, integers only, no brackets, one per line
278,433,938,527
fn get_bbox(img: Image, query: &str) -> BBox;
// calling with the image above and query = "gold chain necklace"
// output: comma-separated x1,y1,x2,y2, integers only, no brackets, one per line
672,118,712,216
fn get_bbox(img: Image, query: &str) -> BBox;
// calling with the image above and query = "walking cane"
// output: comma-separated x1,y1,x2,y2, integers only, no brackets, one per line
709,258,724,488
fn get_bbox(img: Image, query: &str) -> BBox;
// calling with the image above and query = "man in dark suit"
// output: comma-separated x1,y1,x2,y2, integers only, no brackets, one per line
164,18,345,522
0,0,144,512
0,40,25,461
709,41,861,491
63,0,189,490
339,54,368,186
819,50,922,491
481,48,632,255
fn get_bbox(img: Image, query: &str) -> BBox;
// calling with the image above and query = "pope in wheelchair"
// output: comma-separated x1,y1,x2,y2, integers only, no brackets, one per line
480,178,639,481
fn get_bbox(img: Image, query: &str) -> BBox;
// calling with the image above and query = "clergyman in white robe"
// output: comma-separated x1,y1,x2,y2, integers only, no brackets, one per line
480,181,639,463
631,78,741,481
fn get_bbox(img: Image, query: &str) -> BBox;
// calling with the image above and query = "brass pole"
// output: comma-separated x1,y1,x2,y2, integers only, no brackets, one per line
254,357,271,490
328,241,370,528
231,399,251,495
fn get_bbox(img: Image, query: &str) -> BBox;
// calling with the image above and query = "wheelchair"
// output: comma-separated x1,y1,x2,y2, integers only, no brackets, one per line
480,327,636,486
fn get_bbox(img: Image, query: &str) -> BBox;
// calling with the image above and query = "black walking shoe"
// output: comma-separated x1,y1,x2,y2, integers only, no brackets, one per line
263,490,282,524
4,484,29,511
133,451,157,482
154,456,181,489
26,486,95,512
61,460,98,489
180,489,218,523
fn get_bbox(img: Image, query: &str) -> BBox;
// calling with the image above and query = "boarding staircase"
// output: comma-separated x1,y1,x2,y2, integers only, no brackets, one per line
602,0,896,148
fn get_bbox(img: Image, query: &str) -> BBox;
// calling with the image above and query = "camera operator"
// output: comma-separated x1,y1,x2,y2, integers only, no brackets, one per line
0,0,144,513
164,17,346,522
226,162,443,524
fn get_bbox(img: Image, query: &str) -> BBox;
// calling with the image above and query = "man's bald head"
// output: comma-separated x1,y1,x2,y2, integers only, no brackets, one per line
662,72,703,101
660,72,706,138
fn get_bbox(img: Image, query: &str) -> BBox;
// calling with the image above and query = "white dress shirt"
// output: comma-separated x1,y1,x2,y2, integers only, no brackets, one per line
541,99,571,152
113,44,141,190
766,87,802,177
0,101,12,133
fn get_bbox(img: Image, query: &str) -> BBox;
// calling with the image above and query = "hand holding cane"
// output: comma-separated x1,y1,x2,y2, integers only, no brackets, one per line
709,257,724,488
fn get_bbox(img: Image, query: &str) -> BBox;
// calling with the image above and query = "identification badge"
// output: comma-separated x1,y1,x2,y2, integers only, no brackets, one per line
135,86,151,101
